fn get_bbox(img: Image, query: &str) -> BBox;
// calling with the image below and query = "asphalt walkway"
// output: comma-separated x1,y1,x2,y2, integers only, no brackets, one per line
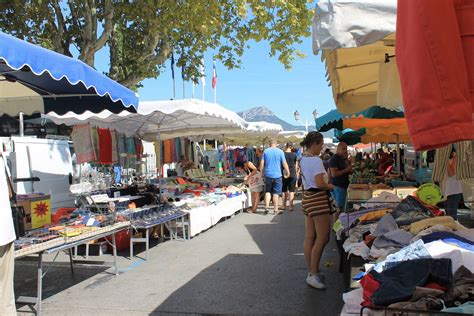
15,200,344,315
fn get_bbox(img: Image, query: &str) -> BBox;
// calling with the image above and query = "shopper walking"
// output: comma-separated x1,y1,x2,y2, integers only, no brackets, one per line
329,142,352,210
443,148,464,219
259,139,290,215
240,160,263,214
0,154,17,315
281,142,298,211
299,132,335,290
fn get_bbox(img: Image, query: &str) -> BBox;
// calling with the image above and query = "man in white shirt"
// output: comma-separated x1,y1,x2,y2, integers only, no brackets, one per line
0,154,17,315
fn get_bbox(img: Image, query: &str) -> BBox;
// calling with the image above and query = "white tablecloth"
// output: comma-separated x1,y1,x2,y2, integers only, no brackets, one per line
184,194,247,237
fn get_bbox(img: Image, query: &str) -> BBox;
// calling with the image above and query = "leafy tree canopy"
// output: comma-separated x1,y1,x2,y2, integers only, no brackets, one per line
0,1,314,89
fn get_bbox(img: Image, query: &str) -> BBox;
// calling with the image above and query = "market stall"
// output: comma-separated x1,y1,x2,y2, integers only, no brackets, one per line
0,31,140,316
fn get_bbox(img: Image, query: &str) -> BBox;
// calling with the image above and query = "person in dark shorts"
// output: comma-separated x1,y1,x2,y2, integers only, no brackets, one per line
259,139,290,215
281,142,298,211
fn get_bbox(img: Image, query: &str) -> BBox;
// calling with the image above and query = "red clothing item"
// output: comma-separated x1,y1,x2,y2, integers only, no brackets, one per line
377,153,392,175
360,273,380,307
97,128,112,164
396,0,474,151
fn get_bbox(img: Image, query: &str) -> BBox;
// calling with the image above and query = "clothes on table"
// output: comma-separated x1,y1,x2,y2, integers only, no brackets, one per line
372,214,398,237
361,191,401,209
411,224,454,243
425,240,474,274
442,302,474,314
391,195,433,226
455,228,474,243
364,258,453,306
443,265,474,307
388,286,445,311
373,229,414,249
409,216,461,235
421,231,474,246
373,239,431,273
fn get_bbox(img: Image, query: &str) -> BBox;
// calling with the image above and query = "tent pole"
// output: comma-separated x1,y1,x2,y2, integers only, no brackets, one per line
19,112,24,137
396,135,401,175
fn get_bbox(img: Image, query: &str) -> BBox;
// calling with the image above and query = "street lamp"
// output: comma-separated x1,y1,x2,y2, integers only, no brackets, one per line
294,109,318,132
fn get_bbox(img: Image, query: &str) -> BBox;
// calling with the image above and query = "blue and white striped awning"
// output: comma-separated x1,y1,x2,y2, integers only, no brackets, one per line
0,32,138,116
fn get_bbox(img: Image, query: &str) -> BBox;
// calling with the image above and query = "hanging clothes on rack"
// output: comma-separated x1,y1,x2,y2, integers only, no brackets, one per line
117,133,127,166
91,127,99,163
97,128,113,164
135,137,143,159
71,123,96,164
126,137,136,156
432,141,474,183
110,130,118,164
163,139,173,164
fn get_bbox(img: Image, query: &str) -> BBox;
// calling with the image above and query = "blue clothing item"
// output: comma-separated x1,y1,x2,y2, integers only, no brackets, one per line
332,186,348,209
373,239,431,273
265,177,283,195
443,238,474,252
421,231,474,246
263,147,286,178
442,302,474,314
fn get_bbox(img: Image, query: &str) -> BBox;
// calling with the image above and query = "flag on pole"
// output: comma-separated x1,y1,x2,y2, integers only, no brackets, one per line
171,53,175,80
212,61,217,89
200,61,206,87
171,52,176,99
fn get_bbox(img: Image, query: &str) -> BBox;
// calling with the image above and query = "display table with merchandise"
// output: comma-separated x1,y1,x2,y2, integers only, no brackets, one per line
174,192,247,237
336,186,474,315
14,221,129,316
123,204,189,260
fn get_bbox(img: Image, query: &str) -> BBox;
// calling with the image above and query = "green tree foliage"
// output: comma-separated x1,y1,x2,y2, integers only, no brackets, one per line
0,1,314,89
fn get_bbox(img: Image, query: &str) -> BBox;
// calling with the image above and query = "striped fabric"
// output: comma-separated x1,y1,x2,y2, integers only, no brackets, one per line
302,190,331,217
432,145,451,183
457,141,473,181
432,141,473,183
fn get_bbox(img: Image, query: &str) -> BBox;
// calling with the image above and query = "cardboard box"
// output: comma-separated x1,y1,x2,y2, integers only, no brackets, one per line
17,194,51,230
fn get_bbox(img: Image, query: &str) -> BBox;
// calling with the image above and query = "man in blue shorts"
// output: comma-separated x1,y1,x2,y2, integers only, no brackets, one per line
329,142,352,210
259,139,290,215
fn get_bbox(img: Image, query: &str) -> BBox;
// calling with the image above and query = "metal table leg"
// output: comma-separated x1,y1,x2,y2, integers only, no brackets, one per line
145,228,150,261
36,252,43,316
111,233,119,276
130,228,133,260
160,223,164,242
68,248,75,275
182,216,186,240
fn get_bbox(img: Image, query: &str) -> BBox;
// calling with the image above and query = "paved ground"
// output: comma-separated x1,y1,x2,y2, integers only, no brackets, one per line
15,199,344,315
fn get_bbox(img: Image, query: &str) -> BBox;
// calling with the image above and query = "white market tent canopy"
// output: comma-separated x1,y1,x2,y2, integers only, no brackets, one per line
46,99,248,141
312,0,400,114
188,121,283,146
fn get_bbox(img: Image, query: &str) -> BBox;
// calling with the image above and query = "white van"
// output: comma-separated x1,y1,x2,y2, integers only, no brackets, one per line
1,136,75,210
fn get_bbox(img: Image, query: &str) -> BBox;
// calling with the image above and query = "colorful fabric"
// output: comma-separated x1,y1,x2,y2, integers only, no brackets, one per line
116,133,126,165
396,0,474,151
110,130,118,164
71,123,96,164
97,128,113,164
163,139,173,164
91,127,99,162
125,137,136,155
301,190,332,217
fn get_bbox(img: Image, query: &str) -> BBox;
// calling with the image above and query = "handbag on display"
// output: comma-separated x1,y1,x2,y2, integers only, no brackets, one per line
2,153,25,239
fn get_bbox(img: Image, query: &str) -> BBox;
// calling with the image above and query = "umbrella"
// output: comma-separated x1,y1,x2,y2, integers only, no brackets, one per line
0,32,138,116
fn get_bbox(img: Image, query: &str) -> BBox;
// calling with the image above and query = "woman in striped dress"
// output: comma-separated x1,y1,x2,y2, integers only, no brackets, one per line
299,132,335,290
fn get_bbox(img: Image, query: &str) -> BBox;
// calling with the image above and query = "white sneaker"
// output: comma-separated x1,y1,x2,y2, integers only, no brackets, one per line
306,273,326,290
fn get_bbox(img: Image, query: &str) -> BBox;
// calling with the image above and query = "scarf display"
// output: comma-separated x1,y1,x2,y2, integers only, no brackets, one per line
71,123,96,164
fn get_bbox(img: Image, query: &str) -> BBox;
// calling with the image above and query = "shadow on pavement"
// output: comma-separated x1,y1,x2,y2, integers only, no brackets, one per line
14,257,110,311
151,209,344,315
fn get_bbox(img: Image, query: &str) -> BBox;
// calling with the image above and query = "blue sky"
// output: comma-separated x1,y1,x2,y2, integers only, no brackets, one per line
95,37,336,128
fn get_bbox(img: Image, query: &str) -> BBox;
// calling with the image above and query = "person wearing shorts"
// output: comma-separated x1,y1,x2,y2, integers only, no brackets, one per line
259,139,290,215
281,142,298,211
299,132,335,290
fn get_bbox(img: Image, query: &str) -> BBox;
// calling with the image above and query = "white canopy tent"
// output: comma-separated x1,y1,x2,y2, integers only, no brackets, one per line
46,99,248,140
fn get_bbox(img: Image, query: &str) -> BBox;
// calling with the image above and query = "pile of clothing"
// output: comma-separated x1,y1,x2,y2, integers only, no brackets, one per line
340,193,474,314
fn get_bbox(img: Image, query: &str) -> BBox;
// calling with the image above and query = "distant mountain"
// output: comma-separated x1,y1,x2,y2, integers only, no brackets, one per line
237,106,312,131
